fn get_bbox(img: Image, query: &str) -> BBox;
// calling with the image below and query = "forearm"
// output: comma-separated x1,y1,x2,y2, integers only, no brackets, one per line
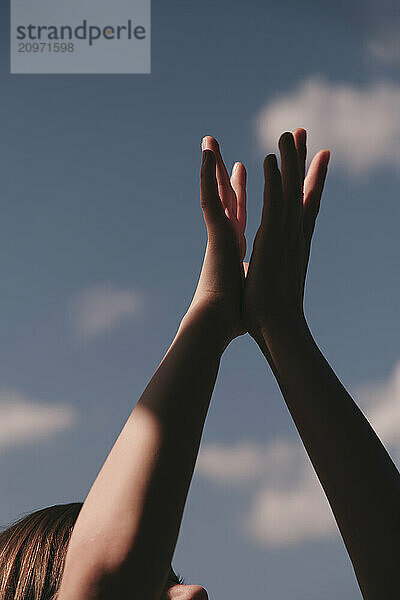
58,304,229,600
254,316,400,599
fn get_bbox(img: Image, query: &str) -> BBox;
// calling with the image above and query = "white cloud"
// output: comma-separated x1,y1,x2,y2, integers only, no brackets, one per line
354,361,400,462
254,77,400,175
0,387,77,452
197,359,400,547
198,438,302,486
367,27,400,65
243,467,334,546
198,437,336,546
68,283,144,340
196,440,267,484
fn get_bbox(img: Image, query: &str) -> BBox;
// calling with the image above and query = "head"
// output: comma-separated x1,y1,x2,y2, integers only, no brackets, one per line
0,502,83,600
0,503,208,600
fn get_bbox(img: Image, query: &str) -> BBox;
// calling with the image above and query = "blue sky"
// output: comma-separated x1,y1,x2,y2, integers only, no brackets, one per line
1,1,400,598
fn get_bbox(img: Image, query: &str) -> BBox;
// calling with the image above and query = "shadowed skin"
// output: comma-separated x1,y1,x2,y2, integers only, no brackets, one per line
244,129,400,599
57,130,400,600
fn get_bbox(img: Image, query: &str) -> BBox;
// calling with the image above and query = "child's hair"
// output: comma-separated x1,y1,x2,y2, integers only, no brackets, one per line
0,502,83,600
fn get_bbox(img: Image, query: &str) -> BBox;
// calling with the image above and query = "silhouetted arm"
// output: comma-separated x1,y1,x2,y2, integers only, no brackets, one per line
58,141,248,600
244,129,400,599
58,304,229,600
256,315,400,599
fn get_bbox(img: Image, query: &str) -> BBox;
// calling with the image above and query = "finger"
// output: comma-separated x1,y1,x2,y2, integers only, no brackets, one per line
200,149,226,229
248,154,283,270
303,149,330,246
202,136,236,219
293,128,307,191
243,261,249,277
262,153,284,228
278,131,302,242
230,161,247,233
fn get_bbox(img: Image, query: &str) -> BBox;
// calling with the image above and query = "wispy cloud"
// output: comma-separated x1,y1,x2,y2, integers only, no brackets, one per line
197,360,400,546
354,361,400,462
367,26,400,65
243,457,334,546
0,387,77,452
68,283,144,340
254,77,400,175
198,437,335,546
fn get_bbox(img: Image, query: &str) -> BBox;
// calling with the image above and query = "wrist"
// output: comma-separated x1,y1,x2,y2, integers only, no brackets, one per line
251,311,310,347
180,301,233,354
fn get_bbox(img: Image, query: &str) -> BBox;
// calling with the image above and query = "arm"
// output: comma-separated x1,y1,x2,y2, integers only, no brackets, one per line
257,312,400,599
244,129,400,599
59,304,228,600
58,141,247,600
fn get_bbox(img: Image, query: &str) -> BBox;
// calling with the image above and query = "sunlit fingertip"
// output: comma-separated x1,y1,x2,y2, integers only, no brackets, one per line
293,127,307,139
201,135,219,151
232,161,247,180
201,136,210,151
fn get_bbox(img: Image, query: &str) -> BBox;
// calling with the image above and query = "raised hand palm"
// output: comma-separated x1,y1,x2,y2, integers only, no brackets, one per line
243,129,330,336
189,136,248,340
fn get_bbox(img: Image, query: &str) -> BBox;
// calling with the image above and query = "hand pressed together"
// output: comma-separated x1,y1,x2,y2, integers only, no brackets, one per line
189,129,330,344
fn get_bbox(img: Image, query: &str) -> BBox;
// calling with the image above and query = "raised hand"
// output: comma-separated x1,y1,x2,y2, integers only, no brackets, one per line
243,129,330,338
187,136,248,342
57,137,247,600
242,130,400,600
